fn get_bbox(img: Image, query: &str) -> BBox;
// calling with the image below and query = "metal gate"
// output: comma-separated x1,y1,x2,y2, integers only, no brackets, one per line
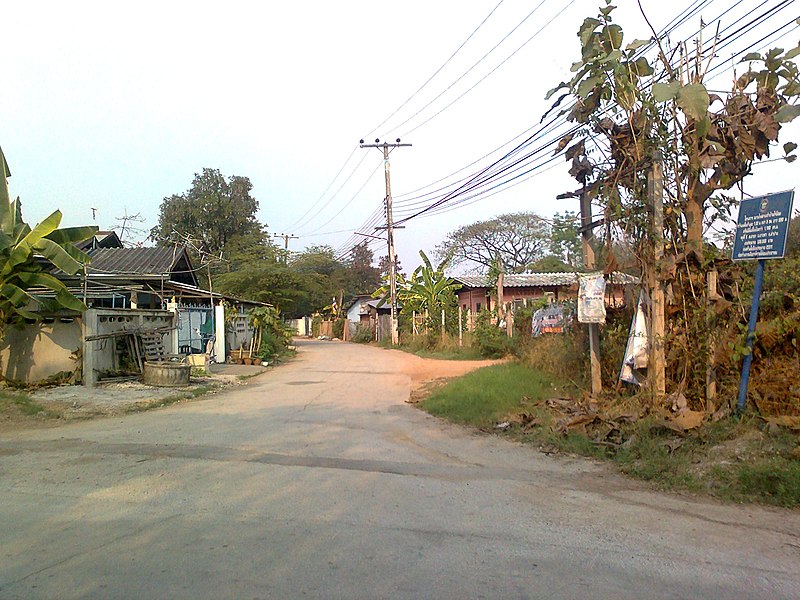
177,305,213,355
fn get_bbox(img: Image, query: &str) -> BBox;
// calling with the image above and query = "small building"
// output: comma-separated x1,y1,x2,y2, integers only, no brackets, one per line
3,243,267,386
453,271,636,329
345,295,394,341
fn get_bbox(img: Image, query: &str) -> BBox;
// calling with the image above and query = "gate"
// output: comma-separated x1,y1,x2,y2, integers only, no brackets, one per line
177,305,213,354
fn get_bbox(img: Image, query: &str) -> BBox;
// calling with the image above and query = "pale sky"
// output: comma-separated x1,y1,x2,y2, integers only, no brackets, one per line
3,0,798,270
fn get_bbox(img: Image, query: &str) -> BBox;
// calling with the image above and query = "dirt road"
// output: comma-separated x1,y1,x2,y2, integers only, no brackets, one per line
1,339,799,599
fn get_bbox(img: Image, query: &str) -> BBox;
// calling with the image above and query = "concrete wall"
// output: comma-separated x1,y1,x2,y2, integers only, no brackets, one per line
1,316,82,384
83,309,176,387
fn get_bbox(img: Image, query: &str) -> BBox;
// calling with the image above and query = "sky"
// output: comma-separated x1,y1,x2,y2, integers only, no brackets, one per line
3,0,798,271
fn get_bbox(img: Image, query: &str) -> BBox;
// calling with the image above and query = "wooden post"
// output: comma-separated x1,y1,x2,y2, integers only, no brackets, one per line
497,270,504,313
579,185,602,396
647,152,666,400
706,269,718,411
458,305,463,347
441,309,446,343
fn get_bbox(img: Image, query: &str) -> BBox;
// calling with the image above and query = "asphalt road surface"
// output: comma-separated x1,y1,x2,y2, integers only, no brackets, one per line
1,339,799,599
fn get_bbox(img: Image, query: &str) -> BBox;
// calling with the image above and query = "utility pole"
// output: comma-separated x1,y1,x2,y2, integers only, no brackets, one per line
579,184,602,397
557,184,602,396
273,233,299,263
360,138,411,346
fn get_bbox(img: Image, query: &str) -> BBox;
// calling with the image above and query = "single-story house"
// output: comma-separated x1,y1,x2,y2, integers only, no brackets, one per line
453,271,637,324
344,294,395,341
2,241,267,386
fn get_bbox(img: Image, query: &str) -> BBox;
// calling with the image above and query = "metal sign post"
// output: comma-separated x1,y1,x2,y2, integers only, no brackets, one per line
732,190,794,412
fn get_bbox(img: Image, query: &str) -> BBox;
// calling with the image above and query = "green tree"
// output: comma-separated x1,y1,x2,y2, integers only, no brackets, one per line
549,211,582,268
0,147,97,335
546,2,800,255
151,168,266,257
347,241,381,294
375,250,461,333
528,255,573,272
435,212,552,273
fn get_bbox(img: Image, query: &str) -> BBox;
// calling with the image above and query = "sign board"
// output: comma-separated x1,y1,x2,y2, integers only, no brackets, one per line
577,273,606,324
732,190,794,261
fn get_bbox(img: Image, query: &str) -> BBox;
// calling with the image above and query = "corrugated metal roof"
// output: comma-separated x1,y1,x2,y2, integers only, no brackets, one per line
454,272,638,288
85,247,184,276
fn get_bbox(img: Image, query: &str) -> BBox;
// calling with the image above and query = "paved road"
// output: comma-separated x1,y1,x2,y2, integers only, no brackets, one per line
1,340,799,599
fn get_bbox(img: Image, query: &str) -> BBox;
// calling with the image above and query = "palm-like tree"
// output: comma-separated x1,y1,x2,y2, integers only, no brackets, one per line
374,250,461,331
0,147,97,334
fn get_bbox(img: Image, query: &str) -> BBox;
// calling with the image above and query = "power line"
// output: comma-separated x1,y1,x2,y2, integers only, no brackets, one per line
282,145,359,233
401,0,578,138
364,0,507,139
384,0,558,137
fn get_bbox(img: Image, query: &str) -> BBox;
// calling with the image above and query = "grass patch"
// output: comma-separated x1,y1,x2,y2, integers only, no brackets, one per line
0,389,50,416
381,335,487,361
417,366,800,507
124,384,222,413
420,362,564,428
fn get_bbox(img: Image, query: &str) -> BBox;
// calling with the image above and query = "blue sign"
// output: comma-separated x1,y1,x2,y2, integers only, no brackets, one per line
732,190,794,261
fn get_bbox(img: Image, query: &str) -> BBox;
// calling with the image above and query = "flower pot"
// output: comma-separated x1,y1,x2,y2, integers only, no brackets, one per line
253,358,262,365
243,357,253,366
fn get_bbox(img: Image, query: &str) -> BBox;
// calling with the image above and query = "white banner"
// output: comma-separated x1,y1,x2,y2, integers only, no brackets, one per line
577,273,606,324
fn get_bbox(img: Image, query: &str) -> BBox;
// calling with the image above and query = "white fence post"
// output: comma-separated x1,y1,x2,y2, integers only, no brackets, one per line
215,302,226,363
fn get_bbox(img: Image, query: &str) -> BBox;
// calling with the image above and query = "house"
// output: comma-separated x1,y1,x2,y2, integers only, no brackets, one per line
453,271,636,328
344,294,394,341
2,243,267,386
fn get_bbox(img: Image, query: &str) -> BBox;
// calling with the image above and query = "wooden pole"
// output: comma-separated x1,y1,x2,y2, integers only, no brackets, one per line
579,184,602,396
706,270,718,411
441,308,446,343
458,305,463,347
647,152,666,400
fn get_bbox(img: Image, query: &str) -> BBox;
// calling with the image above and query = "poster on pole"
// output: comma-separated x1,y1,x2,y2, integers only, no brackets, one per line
732,190,794,261
577,273,606,324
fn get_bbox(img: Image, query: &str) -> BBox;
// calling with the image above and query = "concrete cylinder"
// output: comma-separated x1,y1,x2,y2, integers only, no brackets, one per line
143,362,191,387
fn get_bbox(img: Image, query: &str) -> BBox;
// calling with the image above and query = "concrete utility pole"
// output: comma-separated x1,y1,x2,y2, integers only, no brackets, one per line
273,233,299,263
360,138,411,346
274,233,299,250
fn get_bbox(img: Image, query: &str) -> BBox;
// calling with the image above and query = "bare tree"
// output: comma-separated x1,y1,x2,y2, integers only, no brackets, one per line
435,212,552,273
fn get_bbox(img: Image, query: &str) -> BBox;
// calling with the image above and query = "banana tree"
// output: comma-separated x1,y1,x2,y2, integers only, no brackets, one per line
374,250,461,332
0,146,97,333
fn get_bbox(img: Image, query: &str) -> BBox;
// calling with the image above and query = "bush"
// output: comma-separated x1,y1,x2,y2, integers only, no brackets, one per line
332,317,346,339
525,329,587,386
352,324,373,344
471,310,509,358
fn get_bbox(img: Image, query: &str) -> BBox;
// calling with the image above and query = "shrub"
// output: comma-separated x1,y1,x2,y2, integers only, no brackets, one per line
471,310,509,358
352,324,373,344
332,317,346,339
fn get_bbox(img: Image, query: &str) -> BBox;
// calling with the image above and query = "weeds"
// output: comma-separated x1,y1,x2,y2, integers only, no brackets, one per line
418,363,800,507
381,333,485,360
0,390,51,417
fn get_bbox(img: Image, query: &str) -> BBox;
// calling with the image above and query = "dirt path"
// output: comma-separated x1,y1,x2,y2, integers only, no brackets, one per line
0,347,498,432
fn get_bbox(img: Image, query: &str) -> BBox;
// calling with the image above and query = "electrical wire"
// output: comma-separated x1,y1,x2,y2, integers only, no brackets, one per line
364,0,507,139
377,0,556,139
331,0,793,258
